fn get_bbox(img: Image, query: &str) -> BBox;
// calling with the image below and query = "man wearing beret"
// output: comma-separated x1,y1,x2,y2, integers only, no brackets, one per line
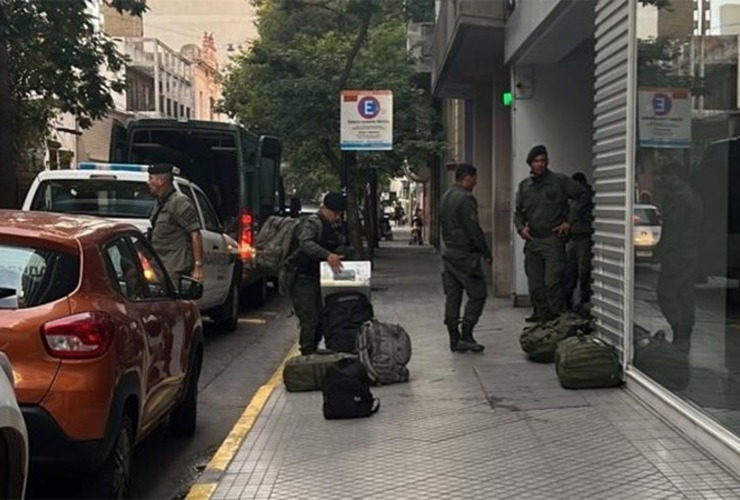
147,163,205,283
285,192,346,355
439,163,491,353
514,145,588,323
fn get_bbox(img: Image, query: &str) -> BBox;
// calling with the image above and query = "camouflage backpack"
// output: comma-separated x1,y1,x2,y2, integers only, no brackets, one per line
519,312,592,363
356,319,412,385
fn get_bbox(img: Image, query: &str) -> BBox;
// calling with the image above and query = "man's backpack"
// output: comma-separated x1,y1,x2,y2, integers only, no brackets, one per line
322,292,374,353
322,357,380,419
519,312,591,363
254,215,301,276
356,319,412,385
555,334,623,389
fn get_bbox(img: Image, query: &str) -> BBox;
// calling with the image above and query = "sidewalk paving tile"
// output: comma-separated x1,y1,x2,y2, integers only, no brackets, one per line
210,229,740,499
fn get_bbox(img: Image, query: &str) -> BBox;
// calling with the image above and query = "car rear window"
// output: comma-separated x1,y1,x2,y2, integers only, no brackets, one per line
30,179,155,219
0,245,79,309
634,207,661,226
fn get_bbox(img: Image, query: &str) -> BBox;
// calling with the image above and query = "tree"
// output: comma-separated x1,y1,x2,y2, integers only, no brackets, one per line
221,0,445,254
0,0,147,207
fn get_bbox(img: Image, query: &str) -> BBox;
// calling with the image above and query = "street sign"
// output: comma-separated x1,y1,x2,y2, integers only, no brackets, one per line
340,90,393,151
638,87,691,148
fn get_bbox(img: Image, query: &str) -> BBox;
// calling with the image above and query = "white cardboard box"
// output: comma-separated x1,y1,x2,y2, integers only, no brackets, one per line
320,261,371,301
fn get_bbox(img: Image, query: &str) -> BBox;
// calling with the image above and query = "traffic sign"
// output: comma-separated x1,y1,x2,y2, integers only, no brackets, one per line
340,90,393,151
638,87,691,148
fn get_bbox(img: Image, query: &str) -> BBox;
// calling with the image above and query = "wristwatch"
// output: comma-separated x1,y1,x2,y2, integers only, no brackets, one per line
194,260,203,267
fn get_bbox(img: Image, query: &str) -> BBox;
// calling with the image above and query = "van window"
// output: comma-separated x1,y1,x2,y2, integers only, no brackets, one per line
29,179,154,219
0,244,79,309
633,207,660,226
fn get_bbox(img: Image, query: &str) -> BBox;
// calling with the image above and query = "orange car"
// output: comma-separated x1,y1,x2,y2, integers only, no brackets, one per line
0,210,204,498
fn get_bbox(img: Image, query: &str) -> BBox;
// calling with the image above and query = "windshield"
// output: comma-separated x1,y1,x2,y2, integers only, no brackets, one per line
30,179,154,219
0,244,79,309
634,207,661,226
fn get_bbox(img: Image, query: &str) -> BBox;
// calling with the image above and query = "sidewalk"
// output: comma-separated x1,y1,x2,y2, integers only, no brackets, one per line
197,229,740,500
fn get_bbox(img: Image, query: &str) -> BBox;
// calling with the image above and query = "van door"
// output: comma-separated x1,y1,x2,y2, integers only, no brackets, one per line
256,135,282,220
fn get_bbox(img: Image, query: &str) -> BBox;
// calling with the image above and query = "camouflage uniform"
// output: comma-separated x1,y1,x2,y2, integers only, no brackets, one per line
286,214,342,355
150,186,201,281
439,185,491,336
514,170,587,319
564,181,594,309
655,182,703,354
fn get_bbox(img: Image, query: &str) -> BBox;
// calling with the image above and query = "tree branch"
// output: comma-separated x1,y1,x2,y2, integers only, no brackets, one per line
337,0,372,90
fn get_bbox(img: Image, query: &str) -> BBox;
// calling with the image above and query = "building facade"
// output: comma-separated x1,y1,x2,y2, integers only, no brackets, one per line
433,0,740,474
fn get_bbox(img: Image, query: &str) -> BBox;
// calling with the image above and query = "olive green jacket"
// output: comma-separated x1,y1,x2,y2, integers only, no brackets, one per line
439,185,491,258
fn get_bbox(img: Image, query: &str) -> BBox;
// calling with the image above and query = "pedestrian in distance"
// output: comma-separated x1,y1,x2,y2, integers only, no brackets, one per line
147,163,205,283
563,172,594,312
439,163,492,353
655,162,703,354
514,145,588,323
285,192,347,355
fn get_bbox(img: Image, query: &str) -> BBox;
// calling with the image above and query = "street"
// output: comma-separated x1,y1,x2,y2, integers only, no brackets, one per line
25,293,296,500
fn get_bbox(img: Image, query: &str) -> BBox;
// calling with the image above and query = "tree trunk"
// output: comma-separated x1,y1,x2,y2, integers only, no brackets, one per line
0,7,16,208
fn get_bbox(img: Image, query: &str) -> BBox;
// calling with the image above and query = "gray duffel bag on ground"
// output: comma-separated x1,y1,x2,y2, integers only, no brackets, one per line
283,352,357,392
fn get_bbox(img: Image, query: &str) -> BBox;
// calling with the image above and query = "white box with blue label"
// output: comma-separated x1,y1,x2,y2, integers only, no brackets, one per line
320,261,371,301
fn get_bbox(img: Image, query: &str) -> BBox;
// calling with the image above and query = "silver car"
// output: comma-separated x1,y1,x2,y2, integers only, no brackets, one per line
0,351,28,499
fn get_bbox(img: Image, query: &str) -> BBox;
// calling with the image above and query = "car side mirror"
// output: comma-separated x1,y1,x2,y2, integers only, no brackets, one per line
178,275,203,301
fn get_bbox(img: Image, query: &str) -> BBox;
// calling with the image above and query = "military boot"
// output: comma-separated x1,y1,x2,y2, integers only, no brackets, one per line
446,323,461,352
457,322,485,353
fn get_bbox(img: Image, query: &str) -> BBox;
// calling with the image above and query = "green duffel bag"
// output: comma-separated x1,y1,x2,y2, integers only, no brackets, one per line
283,352,357,392
555,335,623,389
519,313,587,363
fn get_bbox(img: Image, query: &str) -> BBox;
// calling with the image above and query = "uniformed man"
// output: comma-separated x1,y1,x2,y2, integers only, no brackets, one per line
439,163,492,353
514,145,587,323
655,162,702,354
564,172,594,311
287,192,346,355
147,163,204,283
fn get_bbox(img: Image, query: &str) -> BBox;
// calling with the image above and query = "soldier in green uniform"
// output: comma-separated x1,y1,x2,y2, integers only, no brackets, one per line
440,163,492,353
147,163,204,283
286,193,346,355
514,145,587,323
564,172,594,311
655,163,702,354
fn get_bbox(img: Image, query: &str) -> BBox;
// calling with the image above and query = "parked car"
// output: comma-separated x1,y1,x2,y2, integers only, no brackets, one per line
633,203,662,261
0,351,27,499
0,211,204,497
22,162,242,330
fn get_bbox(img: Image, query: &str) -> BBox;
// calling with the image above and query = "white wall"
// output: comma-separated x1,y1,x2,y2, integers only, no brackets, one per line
510,57,595,297
505,0,562,63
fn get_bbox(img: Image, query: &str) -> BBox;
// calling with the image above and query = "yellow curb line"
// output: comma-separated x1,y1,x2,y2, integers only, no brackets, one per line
185,343,299,500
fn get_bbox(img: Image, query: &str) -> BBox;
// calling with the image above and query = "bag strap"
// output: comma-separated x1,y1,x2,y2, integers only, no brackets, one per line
370,398,380,414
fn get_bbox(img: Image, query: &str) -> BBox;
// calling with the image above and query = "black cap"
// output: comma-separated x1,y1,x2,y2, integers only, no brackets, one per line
148,163,174,175
323,192,346,212
526,145,548,165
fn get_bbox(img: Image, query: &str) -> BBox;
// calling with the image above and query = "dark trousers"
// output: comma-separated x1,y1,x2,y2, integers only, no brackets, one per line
290,276,323,354
564,235,592,308
657,252,697,354
441,253,488,328
525,236,566,318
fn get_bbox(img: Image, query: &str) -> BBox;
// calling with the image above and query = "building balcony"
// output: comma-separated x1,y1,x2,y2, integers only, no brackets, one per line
432,0,506,98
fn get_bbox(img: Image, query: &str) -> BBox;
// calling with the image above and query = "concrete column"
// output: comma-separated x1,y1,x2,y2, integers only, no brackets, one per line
472,84,493,283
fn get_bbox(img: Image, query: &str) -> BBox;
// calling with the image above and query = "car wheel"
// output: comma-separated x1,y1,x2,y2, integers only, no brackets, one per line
170,351,201,437
86,414,134,499
213,277,239,332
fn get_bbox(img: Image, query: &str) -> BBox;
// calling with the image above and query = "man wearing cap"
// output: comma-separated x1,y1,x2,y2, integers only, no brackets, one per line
147,163,204,283
286,192,347,355
514,146,588,322
439,163,491,353
564,172,594,311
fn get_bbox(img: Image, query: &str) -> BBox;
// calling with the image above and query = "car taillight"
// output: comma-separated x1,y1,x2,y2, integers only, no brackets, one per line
40,312,114,359
239,209,254,261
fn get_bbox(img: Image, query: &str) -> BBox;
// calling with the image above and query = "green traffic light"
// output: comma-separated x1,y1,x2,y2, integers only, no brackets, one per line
502,92,513,106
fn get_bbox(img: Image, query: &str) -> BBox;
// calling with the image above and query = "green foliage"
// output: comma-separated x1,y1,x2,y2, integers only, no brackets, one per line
220,0,443,202
0,0,147,165
637,37,705,95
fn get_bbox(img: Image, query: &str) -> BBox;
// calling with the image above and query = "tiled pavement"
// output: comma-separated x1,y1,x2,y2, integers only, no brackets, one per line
207,230,740,499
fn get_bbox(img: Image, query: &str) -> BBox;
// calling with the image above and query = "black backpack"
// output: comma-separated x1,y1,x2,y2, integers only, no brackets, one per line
322,358,380,419
322,292,374,353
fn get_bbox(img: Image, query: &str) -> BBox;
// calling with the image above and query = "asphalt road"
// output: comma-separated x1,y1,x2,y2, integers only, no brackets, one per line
26,292,296,500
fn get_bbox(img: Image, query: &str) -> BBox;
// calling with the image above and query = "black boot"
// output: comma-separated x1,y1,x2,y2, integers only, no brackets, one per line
446,323,460,352
457,322,485,353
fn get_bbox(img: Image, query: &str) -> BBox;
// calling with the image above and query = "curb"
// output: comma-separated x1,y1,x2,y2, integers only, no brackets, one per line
185,344,299,500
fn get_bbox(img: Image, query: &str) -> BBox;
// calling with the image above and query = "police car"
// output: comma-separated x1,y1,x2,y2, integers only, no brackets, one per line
21,162,242,332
